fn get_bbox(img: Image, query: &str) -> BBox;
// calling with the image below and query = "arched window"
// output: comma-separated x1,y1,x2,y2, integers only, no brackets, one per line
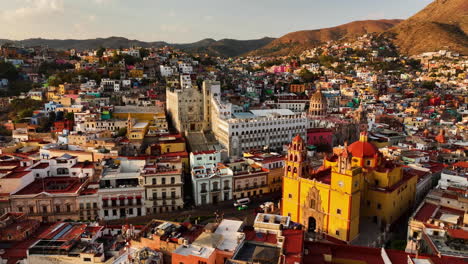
289,154,293,160
294,155,298,162
293,167,298,174
287,166,291,172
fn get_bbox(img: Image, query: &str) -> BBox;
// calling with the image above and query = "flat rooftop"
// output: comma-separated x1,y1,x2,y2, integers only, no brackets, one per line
174,244,215,259
215,219,244,251
250,109,295,117
231,241,280,264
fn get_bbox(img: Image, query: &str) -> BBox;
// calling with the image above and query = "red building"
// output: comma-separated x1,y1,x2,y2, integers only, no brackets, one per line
52,119,74,133
306,128,333,148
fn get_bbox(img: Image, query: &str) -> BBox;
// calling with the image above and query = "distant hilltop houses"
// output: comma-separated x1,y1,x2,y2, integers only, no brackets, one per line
0,26,466,264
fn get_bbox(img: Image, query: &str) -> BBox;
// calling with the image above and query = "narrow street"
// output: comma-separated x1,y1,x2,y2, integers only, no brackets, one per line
104,192,281,226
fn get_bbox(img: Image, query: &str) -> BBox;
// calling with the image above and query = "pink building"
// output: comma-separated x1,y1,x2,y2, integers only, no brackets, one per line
307,128,333,147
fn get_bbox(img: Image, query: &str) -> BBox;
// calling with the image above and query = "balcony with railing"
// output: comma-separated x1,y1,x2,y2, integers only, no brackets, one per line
234,184,268,192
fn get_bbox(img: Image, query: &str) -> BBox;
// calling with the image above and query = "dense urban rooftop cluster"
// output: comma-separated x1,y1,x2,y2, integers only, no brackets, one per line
0,28,466,264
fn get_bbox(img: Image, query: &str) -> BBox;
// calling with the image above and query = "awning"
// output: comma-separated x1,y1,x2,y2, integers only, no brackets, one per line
119,196,125,200
102,197,109,200
127,196,134,199
135,195,142,199
111,197,117,200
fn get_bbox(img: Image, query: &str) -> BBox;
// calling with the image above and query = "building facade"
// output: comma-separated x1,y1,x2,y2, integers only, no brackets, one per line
142,158,184,213
282,133,417,242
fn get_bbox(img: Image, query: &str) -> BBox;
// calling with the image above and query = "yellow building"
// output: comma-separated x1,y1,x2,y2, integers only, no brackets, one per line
112,106,165,122
282,132,417,242
129,69,144,78
127,120,149,140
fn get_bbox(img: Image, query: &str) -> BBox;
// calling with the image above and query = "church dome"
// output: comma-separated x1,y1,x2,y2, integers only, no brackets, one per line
308,88,327,116
347,132,378,158
310,89,327,102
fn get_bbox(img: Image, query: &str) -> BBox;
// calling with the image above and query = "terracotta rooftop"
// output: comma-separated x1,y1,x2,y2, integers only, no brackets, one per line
447,228,468,240
13,177,86,195
413,202,438,222
3,171,30,179
30,162,50,169
72,162,94,169
304,241,468,264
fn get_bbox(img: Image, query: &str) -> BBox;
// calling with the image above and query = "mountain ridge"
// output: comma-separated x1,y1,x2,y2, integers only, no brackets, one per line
388,0,468,55
248,19,403,56
2,0,466,58
0,36,275,58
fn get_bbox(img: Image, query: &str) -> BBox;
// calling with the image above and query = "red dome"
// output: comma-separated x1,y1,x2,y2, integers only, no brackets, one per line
347,141,378,158
292,134,303,143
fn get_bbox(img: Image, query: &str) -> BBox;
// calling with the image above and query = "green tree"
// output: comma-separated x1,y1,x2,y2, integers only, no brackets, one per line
298,68,318,82
0,126,12,136
65,112,75,121
0,61,19,81
139,48,150,58
96,46,106,58
421,81,436,90
116,127,127,137
9,80,33,95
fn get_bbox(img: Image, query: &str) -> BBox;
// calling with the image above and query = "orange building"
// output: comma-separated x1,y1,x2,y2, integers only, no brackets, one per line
289,84,306,93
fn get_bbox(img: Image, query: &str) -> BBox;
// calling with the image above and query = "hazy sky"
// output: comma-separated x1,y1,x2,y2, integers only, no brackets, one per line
0,0,433,43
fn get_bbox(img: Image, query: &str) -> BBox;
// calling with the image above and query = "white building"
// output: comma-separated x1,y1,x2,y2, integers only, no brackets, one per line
211,102,308,157
191,163,233,206
75,119,129,133
101,78,121,92
180,74,192,89
159,65,175,77
190,150,223,169
178,62,193,74
98,159,146,220
121,49,141,57
438,161,467,189
277,95,309,113
32,153,95,178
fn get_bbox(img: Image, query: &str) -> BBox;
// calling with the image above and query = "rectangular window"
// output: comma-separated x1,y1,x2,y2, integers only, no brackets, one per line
377,203,382,210
336,209,341,214
335,230,340,236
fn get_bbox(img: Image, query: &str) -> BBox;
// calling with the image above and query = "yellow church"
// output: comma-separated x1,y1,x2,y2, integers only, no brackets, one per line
282,132,417,242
